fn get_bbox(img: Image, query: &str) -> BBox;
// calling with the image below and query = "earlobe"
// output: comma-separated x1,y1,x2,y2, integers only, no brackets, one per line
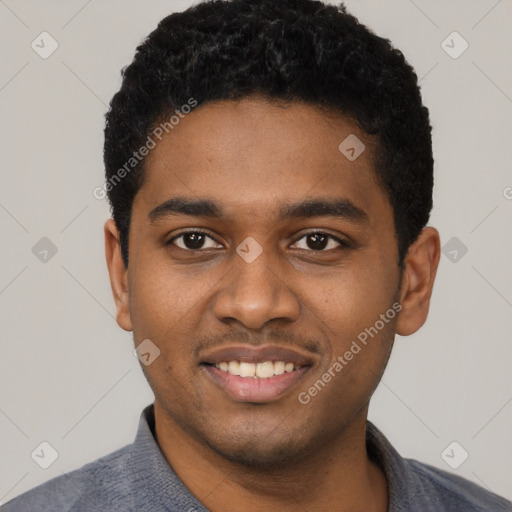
104,219,133,332
396,227,440,336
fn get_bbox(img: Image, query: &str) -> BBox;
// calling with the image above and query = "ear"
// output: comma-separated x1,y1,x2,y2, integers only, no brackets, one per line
104,219,133,331
396,227,440,336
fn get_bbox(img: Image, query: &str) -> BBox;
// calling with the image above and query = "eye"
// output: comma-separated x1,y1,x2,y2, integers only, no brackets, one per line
292,232,348,251
168,231,222,251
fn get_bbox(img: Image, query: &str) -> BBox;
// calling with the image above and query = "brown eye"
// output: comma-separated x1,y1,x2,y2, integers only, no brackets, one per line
169,231,222,251
292,232,347,251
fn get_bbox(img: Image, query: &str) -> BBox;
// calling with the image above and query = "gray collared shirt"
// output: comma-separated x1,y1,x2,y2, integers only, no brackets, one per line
2,404,511,511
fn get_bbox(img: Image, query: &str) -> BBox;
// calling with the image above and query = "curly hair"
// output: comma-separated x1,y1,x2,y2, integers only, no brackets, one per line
104,0,433,268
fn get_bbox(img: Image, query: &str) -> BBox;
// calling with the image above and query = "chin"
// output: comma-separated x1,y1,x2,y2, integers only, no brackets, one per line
198,424,318,470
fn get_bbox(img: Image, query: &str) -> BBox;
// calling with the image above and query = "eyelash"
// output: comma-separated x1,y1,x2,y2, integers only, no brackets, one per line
167,230,349,252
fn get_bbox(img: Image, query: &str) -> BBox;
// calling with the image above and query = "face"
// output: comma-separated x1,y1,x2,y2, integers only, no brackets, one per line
105,96,437,468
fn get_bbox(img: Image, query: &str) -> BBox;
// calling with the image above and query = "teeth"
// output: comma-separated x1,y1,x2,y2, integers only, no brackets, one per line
215,360,301,378
228,360,240,376
274,361,285,375
239,362,256,377
256,361,274,378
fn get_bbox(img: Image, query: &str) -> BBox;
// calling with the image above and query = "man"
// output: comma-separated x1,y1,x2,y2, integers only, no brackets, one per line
3,0,511,511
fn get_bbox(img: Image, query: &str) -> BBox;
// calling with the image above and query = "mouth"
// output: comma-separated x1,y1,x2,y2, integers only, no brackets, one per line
200,345,315,402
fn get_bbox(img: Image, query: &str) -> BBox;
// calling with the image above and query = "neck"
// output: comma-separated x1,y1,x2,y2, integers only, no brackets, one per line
153,402,388,512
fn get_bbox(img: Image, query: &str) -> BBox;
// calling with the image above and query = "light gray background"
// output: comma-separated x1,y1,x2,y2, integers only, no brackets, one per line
1,0,511,505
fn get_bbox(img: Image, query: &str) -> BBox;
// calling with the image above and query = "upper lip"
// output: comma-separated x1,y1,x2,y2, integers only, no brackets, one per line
201,345,316,366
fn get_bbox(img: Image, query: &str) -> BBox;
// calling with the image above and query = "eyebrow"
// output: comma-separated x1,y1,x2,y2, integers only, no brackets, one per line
148,197,368,224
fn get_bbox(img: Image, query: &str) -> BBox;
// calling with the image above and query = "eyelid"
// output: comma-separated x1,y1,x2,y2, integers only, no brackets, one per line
168,228,216,240
167,229,222,248
291,230,350,249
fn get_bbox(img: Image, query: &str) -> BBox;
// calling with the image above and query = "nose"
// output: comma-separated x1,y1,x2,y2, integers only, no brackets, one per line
213,248,300,330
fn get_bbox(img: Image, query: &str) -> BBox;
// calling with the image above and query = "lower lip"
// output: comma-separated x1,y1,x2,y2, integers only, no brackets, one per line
203,365,310,402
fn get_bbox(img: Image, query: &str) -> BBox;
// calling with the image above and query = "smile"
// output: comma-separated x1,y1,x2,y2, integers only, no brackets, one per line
200,344,315,402
214,360,302,378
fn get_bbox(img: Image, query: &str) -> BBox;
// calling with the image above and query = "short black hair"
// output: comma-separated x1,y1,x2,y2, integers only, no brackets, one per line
104,0,433,268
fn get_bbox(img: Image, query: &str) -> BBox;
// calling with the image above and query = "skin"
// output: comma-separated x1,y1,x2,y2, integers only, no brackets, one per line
105,96,440,512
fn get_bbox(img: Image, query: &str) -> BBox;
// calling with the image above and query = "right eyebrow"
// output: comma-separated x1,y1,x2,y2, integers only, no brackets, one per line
148,197,223,224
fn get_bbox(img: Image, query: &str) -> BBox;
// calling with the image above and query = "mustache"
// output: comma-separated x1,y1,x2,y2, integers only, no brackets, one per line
193,328,322,358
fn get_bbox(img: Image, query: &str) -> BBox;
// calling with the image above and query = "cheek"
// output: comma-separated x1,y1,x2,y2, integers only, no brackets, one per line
313,263,398,339
127,258,226,393
128,258,214,340
305,255,398,396
306,319,395,421
128,263,205,397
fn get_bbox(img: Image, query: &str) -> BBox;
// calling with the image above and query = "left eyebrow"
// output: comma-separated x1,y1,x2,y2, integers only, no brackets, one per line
278,198,368,223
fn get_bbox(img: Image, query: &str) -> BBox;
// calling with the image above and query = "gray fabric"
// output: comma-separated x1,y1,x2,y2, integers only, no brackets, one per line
2,404,511,511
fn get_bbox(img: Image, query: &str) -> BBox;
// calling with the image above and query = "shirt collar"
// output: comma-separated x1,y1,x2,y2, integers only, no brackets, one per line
366,420,418,511
128,404,208,512
130,404,412,511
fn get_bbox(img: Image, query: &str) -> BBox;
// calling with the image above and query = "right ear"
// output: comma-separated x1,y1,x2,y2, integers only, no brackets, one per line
104,219,133,331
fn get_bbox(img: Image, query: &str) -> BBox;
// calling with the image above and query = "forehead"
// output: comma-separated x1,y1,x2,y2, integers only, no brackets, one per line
135,96,387,222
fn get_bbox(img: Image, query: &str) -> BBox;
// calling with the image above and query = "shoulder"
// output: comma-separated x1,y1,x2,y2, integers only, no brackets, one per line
1,445,133,512
406,458,512,512
365,421,512,511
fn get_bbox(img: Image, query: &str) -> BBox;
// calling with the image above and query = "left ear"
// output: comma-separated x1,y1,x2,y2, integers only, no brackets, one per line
396,227,441,336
